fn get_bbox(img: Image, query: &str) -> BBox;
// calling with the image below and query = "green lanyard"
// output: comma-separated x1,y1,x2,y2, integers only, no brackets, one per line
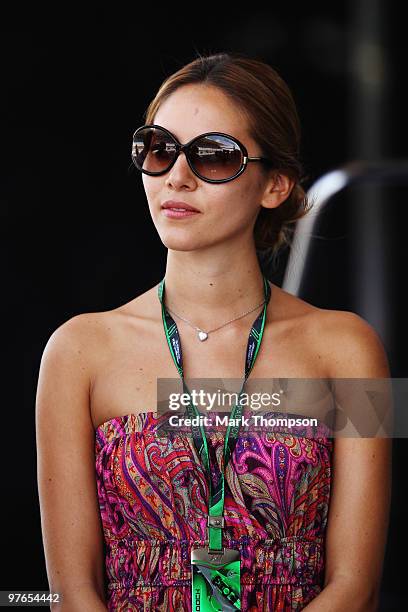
158,276,271,551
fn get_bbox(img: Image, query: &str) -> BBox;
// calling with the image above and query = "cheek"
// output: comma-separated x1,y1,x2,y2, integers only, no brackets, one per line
226,182,262,219
142,175,159,197
142,177,165,213
204,191,258,237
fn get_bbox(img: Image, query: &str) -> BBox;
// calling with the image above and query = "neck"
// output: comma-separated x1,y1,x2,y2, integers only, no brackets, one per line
161,242,266,330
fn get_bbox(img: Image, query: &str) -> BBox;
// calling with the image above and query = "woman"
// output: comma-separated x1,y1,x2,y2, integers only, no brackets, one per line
36,52,391,611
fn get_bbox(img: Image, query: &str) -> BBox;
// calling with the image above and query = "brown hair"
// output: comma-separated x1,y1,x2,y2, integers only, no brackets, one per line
144,51,312,266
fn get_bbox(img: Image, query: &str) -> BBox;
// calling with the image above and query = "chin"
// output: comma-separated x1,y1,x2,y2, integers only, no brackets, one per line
157,229,208,252
160,237,205,252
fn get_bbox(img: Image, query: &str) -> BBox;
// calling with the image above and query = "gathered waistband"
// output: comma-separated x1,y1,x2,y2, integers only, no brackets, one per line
105,535,324,590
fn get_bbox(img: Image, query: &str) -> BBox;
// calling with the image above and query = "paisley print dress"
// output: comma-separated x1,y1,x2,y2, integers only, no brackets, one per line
95,410,333,611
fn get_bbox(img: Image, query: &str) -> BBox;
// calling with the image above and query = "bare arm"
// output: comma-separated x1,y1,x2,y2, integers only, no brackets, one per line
36,315,108,611
303,311,392,611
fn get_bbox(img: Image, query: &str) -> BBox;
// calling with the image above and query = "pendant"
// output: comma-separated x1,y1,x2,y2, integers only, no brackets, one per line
191,546,241,610
198,330,208,341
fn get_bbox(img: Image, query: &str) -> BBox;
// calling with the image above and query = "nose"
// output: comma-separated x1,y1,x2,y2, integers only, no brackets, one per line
165,149,197,189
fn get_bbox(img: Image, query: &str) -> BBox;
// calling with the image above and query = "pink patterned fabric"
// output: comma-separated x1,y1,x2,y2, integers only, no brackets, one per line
95,410,333,611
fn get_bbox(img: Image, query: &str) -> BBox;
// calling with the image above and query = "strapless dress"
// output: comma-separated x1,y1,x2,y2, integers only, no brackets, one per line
95,410,333,611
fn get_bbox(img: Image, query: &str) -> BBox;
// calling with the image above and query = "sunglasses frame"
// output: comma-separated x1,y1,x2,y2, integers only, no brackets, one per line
131,123,273,184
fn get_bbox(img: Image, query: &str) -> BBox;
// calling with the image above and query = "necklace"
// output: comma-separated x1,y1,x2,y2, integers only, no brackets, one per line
163,291,267,342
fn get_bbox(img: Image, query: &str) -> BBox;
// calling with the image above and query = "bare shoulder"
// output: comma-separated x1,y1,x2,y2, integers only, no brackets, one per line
44,311,110,359
271,285,390,377
270,283,320,323
47,281,159,347
307,307,390,378
41,310,124,396
44,285,160,366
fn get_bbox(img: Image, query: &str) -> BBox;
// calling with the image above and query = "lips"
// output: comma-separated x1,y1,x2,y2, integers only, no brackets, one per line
161,200,201,212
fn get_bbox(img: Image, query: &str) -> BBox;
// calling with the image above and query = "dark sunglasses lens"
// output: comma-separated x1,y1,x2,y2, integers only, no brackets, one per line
132,127,176,174
190,135,243,180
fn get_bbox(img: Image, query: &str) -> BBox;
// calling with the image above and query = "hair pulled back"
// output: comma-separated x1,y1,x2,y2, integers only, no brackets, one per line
144,51,312,266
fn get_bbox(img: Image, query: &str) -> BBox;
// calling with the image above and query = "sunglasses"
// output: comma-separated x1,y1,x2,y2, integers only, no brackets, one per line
131,124,273,184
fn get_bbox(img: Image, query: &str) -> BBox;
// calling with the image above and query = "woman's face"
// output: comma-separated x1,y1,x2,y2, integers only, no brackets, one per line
142,84,272,253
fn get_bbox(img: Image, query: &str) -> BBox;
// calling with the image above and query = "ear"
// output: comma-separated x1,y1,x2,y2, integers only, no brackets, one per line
260,171,295,211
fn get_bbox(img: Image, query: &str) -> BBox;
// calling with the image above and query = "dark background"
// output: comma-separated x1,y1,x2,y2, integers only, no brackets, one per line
4,3,407,609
